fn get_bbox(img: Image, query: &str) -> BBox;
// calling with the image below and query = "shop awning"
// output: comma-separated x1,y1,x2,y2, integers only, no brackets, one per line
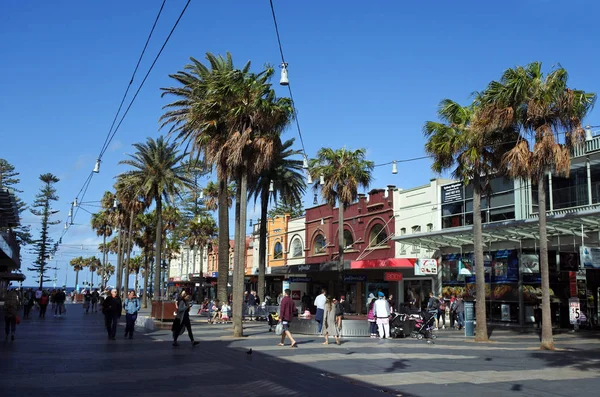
393,207,600,252
0,272,25,281
351,258,416,269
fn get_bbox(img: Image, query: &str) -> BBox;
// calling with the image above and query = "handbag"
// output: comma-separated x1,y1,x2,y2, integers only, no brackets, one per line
15,315,21,325
275,322,283,336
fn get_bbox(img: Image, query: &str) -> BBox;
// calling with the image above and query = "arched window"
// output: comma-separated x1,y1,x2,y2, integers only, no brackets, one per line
343,229,354,248
290,238,303,258
369,224,387,247
313,234,326,254
274,242,283,259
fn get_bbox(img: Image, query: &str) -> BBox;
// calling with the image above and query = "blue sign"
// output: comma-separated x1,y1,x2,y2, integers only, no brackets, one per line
211,272,218,278
344,275,367,282
288,277,312,283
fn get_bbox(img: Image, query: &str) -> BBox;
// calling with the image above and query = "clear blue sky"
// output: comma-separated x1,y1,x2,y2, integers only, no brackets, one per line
2,0,598,287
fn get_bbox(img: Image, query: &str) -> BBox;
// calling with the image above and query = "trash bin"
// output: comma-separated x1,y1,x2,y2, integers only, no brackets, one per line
464,301,474,337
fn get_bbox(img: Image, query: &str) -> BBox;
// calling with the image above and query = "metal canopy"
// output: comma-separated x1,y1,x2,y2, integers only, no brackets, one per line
0,188,19,228
393,208,600,251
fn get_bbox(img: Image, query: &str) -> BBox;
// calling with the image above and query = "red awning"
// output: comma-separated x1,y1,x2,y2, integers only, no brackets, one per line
350,258,416,269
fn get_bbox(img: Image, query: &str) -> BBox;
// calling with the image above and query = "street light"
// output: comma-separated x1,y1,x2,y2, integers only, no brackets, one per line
93,159,101,173
319,174,325,185
279,62,289,86
392,160,398,174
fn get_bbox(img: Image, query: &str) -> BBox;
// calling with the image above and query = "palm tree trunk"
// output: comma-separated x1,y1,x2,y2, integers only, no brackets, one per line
90,269,94,290
233,171,248,337
124,211,135,294
193,244,197,274
473,175,489,342
75,270,79,292
538,174,554,350
102,233,107,289
338,202,345,295
198,244,204,302
154,194,163,300
258,183,269,302
116,226,123,291
143,254,149,308
217,174,230,304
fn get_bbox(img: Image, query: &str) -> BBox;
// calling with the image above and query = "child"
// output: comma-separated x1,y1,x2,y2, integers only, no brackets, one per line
220,302,230,322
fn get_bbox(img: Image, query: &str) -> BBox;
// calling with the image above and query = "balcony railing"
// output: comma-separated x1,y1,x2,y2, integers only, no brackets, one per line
527,203,600,219
572,137,600,158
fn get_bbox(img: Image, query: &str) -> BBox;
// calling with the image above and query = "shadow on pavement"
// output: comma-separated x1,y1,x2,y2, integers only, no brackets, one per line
529,349,600,371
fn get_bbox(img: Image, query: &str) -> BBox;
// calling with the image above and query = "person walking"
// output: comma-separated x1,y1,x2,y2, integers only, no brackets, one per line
102,289,122,340
247,290,258,321
277,289,297,348
22,288,34,319
455,296,465,330
84,292,92,314
313,288,327,335
39,292,49,318
426,292,439,329
4,291,19,341
123,290,141,339
322,296,340,345
374,292,391,339
55,289,66,317
91,289,99,313
172,291,199,347
437,294,446,330
449,295,457,329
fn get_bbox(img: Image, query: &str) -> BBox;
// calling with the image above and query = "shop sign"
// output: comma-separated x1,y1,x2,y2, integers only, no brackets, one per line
343,275,366,282
569,298,580,325
384,272,403,281
580,246,600,269
291,290,301,300
415,259,438,275
288,277,312,283
519,254,540,274
296,264,320,272
441,182,463,204
351,258,415,269
569,271,577,297
210,272,218,278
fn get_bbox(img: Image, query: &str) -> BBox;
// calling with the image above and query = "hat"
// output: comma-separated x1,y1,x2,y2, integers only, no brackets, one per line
378,291,385,298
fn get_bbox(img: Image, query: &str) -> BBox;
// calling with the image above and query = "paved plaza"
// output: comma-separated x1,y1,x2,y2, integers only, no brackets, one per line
2,304,600,397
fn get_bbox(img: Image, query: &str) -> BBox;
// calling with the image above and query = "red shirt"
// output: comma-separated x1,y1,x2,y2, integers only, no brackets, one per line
279,296,295,322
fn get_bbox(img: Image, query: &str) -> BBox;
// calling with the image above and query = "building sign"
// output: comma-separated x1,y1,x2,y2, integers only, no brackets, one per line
351,258,416,269
569,298,580,325
580,246,600,269
343,275,367,282
441,182,463,204
384,272,403,281
288,277,312,283
569,271,578,297
415,259,438,275
211,272,218,278
291,290,301,300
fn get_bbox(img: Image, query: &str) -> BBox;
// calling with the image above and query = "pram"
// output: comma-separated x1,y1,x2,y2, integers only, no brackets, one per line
389,312,411,338
267,312,279,332
410,310,437,341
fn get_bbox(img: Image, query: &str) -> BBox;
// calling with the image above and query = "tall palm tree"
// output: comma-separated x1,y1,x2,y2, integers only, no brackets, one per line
119,136,193,300
135,211,156,307
128,255,143,292
308,148,374,293
248,137,306,301
96,262,115,287
86,256,101,289
480,62,596,349
91,209,113,289
161,52,244,305
185,214,217,300
69,256,85,291
424,98,516,342
115,175,146,295
100,191,126,291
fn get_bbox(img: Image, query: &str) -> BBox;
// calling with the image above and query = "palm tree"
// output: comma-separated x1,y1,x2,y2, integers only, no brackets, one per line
86,256,101,289
135,211,156,307
119,136,192,300
128,255,143,292
91,209,113,289
308,148,374,293
100,191,126,291
97,263,115,287
248,138,306,301
424,98,516,342
161,53,243,305
69,256,85,291
480,62,596,349
115,175,146,295
185,214,217,301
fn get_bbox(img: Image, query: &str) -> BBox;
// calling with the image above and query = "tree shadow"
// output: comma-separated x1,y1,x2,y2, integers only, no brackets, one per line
384,359,409,373
529,349,600,371
510,384,523,391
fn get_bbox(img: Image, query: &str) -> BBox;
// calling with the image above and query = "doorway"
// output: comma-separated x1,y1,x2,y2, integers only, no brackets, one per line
403,279,433,310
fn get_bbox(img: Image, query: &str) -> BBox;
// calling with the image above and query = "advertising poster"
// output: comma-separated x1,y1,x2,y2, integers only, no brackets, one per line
580,246,600,269
519,254,540,274
415,259,438,275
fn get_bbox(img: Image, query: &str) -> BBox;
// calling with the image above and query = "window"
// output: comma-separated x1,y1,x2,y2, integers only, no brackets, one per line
369,224,387,247
313,234,326,254
412,225,421,234
400,227,406,235
343,229,354,248
290,238,303,258
273,242,283,259
427,223,433,232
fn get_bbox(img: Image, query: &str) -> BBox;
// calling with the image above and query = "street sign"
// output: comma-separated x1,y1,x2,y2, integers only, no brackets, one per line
569,298,580,325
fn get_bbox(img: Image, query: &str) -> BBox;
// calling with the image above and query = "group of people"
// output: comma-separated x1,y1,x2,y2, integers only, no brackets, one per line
100,289,141,340
426,292,465,330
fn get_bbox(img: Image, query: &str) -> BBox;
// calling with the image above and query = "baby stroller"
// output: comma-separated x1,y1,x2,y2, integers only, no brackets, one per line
410,310,437,341
267,312,279,332
389,312,410,338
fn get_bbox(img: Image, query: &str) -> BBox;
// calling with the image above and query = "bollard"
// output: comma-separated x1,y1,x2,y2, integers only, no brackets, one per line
464,301,475,337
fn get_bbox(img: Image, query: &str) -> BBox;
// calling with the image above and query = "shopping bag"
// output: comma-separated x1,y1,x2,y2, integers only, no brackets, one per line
275,322,283,336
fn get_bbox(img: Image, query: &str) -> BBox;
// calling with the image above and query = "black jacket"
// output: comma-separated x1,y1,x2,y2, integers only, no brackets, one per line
103,296,122,316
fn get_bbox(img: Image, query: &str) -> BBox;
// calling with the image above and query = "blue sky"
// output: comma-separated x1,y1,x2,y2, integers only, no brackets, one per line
1,0,599,287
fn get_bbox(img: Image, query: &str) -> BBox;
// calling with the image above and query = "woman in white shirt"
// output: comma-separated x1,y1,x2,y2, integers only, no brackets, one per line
374,292,391,339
